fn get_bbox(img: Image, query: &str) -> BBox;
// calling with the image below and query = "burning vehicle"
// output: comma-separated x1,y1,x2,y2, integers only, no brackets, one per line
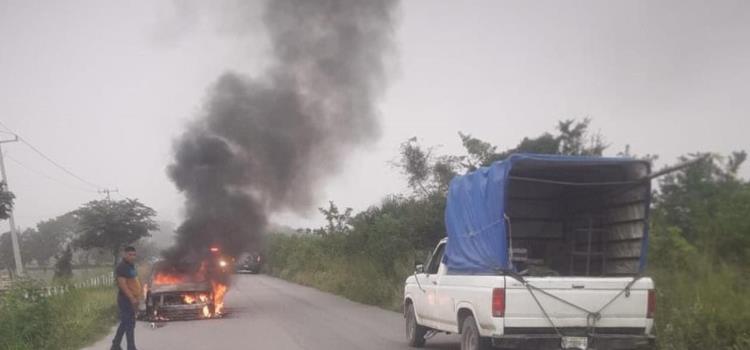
143,247,231,321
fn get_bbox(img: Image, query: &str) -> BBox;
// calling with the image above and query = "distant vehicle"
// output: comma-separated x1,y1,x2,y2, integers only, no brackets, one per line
236,252,264,274
405,155,658,350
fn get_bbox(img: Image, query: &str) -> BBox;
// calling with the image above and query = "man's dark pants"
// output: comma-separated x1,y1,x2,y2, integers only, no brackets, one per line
112,294,136,350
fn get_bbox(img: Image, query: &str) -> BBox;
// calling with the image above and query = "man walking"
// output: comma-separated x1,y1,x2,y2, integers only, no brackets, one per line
111,246,141,350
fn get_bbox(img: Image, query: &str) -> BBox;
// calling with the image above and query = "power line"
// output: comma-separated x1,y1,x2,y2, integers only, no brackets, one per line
4,152,98,194
0,120,104,191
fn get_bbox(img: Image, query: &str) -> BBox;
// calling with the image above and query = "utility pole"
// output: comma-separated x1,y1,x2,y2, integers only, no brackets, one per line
98,188,118,201
0,135,23,276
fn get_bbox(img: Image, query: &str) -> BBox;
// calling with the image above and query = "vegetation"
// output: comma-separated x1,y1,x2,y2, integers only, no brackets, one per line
73,199,157,265
648,152,750,349
24,213,77,268
0,280,117,350
267,119,749,349
53,245,74,280
0,197,158,349
0,181,15,220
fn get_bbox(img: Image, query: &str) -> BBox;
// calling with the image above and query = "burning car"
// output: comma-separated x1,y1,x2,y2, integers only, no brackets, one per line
143,247,231,321
145,275,215,320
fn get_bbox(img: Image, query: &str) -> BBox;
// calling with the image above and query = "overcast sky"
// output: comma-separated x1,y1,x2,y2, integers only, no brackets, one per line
0,0,748,232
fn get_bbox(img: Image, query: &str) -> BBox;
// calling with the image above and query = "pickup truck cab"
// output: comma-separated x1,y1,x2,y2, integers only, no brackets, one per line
405,239,655,350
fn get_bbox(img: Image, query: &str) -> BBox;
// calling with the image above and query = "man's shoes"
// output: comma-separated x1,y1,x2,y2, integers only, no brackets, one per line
110,345,123,350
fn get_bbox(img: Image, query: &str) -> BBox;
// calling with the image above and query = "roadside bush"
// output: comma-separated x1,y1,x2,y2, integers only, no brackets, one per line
651,259,750,350
266,194,443,311
650,222,750,350
0,281,117,350
0,280,55,349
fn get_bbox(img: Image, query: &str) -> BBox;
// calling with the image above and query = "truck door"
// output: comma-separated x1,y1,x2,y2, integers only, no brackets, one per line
433,259,459,331
416,242,445,328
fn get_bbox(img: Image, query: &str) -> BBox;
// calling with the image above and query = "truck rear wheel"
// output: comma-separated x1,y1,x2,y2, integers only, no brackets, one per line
405,303,427,347
461,315,491,350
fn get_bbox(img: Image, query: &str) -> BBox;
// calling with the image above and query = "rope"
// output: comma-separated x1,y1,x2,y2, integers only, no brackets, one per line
509,176,641,187
507,274,644,338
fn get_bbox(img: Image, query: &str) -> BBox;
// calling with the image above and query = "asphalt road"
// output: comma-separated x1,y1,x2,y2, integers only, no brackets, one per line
83,274,460,350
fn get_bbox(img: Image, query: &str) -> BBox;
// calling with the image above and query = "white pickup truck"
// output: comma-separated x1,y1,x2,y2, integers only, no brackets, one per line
404,238,655,350
403,154,660,350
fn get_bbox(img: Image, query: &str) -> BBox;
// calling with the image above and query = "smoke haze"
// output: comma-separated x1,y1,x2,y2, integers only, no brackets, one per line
166,0,399,264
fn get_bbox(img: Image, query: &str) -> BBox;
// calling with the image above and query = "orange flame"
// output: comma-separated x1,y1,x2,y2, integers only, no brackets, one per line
153,273,189,285
152,257,231,318
183,294,196,304
212,281,228,315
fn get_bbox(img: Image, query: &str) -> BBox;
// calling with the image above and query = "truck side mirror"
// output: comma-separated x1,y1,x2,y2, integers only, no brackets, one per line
415,264,424,274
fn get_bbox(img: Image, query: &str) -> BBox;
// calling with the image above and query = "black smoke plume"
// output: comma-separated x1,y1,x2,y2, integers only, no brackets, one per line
164,0,398,270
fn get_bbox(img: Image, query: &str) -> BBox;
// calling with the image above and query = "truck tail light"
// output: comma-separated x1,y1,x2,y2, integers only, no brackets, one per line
492,288,505,317
647,289,656,319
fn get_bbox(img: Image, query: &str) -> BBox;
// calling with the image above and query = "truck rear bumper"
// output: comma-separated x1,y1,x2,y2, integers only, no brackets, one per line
491,334,655,350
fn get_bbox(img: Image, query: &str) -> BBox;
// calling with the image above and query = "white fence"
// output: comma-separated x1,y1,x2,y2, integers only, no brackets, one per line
40,272,115,297
0,271,11,291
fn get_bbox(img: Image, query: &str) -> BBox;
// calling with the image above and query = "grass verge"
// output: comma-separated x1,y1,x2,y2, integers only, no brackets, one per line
0,281,117,350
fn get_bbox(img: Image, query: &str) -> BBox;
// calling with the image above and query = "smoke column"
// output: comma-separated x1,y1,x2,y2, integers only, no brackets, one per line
166,0,399,265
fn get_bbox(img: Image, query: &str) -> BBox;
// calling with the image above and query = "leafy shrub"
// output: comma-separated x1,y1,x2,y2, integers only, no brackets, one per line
0,281,117,350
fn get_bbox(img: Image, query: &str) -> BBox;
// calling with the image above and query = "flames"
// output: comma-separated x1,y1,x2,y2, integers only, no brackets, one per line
153,272,189,285
181,292,214,318
212,281,228,315
150,258,229,319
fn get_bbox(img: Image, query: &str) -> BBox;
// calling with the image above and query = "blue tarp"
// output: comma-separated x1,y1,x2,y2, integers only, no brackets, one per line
443,153,649,274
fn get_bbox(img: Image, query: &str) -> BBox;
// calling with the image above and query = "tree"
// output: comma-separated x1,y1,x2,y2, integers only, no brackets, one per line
395,138,462,196
317,201,353,235
461,118,609,167
23,213,77,267
459,132,497,171
396,119,609,197
73,199,157,265
53,245,73,280
396,137,433,195
652,151,750,263
0,230,31,275
0,181,14,220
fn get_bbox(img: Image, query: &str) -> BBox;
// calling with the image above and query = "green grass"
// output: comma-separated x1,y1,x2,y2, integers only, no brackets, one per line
0,281,117,350
266,234,411,312
270,254,407,312
651,262,750,350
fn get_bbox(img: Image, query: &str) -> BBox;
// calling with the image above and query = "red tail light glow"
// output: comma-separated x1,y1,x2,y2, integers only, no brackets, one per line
647,289,656,319
492,288,505,317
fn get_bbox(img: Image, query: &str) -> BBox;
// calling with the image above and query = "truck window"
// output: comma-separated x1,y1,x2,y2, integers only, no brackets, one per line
426,243,445,274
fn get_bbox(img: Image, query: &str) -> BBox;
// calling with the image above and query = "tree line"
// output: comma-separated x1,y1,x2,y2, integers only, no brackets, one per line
0,196,157,280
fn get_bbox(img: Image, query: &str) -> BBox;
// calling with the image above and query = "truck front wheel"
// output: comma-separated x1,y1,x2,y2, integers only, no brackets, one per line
405,303,427,347
461,315,491,350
